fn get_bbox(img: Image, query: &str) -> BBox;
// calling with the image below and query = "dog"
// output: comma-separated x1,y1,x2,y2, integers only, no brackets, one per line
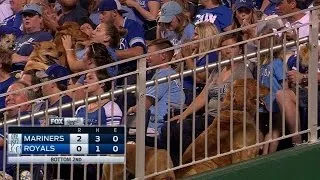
24,41,60,71
54,22,89,67
102,143,175,180
0,34,16,51
174,79,269,178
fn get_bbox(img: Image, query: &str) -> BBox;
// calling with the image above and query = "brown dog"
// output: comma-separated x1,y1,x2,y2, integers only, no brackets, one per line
102,143,175,180
174,79,269,178
0,34,16,51
54,22,89,67
24,41,60,71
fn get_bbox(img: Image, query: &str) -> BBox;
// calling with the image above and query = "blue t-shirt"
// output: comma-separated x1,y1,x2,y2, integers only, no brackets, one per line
0,76,16,110
0,111,40,173
0,12,23,37
287,55,308,73
146,68,185,133
259,58,285,112
194,5,233,32
75,101,123,126
118,17,146,73
183,51,218,89
264,2,277,16
14,31,53,56
133,0,160,26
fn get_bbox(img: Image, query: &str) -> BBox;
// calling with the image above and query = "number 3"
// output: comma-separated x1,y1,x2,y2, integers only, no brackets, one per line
95,136,100,142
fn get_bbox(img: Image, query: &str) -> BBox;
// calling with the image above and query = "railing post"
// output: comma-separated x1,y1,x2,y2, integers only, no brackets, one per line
308,9,319,142
136,57,146,179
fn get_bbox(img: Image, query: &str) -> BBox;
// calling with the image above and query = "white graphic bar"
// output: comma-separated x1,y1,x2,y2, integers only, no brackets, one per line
8,156,125,164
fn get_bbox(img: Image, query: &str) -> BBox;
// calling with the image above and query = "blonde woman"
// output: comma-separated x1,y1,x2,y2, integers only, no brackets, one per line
181,22,220,105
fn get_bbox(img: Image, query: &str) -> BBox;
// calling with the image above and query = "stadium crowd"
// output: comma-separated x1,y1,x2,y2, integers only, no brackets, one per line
0,0,320,179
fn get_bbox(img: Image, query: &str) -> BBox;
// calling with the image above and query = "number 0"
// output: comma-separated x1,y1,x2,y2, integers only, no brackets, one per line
113,136,118,142
113,146,118,152
77,146,82,152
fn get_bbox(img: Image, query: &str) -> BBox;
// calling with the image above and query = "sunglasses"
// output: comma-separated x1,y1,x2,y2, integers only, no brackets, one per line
22,13,39,18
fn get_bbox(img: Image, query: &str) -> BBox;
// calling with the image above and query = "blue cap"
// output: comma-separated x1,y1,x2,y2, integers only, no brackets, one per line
235,0,254,10
36,64,71,87
21,3,43,16
158,1,183,23
98,0,127,13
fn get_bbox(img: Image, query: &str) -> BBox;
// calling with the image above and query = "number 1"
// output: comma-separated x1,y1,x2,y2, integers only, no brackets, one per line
96,146,100,153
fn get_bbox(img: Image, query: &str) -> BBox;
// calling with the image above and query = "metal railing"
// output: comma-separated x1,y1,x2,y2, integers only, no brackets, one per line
0,5,319,180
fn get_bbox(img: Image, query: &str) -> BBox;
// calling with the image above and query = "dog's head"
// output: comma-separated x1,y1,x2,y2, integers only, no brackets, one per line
0,34,16,51
299,43,310,68
31,41,59,65
221,79,269,115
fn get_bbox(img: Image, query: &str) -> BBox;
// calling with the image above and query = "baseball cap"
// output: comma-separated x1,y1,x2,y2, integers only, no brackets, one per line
235,0,254,10
158,1,183,23
21,3,43,16
36,64,71,87
98,0,127,13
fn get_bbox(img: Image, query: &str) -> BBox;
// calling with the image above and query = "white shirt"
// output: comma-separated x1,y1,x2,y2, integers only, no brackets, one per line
0,0,13,23
291,12,310,39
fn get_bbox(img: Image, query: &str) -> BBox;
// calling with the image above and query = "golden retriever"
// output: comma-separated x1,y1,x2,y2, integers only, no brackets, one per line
54,22,89,67
175,79,268,178
24,41,60,71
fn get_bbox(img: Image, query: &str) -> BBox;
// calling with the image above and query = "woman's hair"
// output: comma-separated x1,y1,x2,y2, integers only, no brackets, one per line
95,69,111,92
101,23,127,48
0,48,13,73
219,32,244,51
174,12,190,38
196,22,220,53
87,43,114,67
258,27,283,65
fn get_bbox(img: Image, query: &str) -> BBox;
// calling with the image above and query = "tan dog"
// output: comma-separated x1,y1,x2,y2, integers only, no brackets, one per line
174,79,268,178
54,22,89,67
24,41,60,71
0,34,16,51
102,143,175,180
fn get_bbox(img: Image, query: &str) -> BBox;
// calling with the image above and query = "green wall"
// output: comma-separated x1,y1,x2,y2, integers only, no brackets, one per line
186,143,320,180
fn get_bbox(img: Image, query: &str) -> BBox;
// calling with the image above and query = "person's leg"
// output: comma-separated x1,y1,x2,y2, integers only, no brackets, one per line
262,132,271,155
276,89,302,144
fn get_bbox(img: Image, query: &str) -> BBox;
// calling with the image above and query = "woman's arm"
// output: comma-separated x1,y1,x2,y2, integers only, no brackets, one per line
62,35,86,72
12,53,29,63
126,0,160,21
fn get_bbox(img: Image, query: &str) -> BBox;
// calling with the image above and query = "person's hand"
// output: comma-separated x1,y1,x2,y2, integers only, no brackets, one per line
287,70,303,85
128,106,137,115
126,0,138,8
241,19,255,37
170,113,186,123
181,43,194,58
62,35,73,50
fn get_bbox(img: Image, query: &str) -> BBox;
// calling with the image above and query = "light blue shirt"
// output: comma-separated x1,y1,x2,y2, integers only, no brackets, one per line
146,68,185,133
259,58,285,112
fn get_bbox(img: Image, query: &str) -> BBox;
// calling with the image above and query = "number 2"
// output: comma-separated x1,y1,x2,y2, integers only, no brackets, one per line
77,136,81,142
95,136,100,142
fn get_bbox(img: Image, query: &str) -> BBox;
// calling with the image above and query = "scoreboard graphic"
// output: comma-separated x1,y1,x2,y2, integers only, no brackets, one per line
7,126,125,164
